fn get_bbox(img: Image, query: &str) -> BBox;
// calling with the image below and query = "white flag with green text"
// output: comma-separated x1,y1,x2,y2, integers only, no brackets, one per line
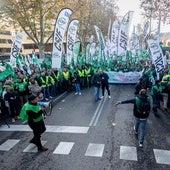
52,8,72,69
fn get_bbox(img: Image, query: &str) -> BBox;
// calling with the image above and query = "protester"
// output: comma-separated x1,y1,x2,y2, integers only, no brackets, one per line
4,86,21,123
160,70,170,112
62,67,70,92
20,94,48,151
28,78,43,100
150,80,162,115
15,76,29,106
93,69,102,102
84,64,92,88
100,70,111,99
115,89,151,148
73,72,81,95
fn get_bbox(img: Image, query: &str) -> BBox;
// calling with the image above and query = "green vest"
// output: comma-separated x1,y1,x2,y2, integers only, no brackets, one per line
40,77,46,87
85,68,91,77
46,76,55,86
78,70,84,77
20,102,43,122
16,81,27,92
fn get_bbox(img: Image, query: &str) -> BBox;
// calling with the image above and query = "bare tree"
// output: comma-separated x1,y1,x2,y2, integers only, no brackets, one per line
0,0,64,58
140,0,170,23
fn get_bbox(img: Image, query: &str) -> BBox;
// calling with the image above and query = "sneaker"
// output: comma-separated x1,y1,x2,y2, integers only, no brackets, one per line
12,118,15,123
15,116,20,120
100,96,104,99
134,126,138,135
49,96,53,99
75,92,78,95
79,92,81,95
139,142,143,148
45,98,49,101
108,96,111,99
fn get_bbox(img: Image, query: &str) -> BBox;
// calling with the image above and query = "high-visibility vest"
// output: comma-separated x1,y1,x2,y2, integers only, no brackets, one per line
40,77,46,88
162,74,170,82
77,70,84,77
46,76,55,86
85,68,91,77
63,71,69,80
52,72,57,80
20,102,43,122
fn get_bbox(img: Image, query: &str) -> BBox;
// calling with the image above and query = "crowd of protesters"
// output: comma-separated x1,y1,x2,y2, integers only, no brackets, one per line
0,62,102,123
135,63,170,115
0,57,170,123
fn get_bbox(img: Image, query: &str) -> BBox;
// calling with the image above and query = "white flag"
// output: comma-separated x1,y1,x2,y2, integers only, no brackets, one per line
10,32,24,67
111,20,119,55
66,19,79,65
52,8,72,69
94,25,105,59
148,39,165,79
117,11,133,57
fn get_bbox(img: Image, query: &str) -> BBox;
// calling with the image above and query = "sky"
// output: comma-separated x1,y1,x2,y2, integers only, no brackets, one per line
117,0,170,33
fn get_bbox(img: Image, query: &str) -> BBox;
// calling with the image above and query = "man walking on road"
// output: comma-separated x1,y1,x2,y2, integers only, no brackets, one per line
20,94,48,151
115,89,151,148
93,69,102,102
100,70,111,99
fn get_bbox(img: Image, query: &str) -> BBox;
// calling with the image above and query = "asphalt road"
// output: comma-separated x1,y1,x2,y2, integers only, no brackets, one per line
0,84,170,170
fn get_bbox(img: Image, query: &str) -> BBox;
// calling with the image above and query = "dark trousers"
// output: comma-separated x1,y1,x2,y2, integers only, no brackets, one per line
29,120,46,149
9,104,21,119
101,84,110,96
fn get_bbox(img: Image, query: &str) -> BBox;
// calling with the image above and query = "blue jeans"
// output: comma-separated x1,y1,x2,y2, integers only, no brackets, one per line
134,118,147,143
74,83,81,93
94,86,100,101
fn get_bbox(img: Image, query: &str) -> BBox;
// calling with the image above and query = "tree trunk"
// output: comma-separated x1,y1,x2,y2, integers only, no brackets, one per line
38,43,45,58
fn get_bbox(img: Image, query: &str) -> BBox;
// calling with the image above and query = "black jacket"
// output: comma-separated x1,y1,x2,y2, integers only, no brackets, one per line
4,92,21,106
93,73,101,87
100,72,109,85
120,94,151,118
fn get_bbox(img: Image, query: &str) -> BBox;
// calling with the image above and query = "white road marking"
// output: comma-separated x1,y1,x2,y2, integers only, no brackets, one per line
120,146,137,161
89,90,111,126
85,143,105,157
89,101,101,126
0,139,20,151
154,149,170,165
0,125,89,134
93,96,107,126
23,141,47,153
53,92,67,103
53,142,74,155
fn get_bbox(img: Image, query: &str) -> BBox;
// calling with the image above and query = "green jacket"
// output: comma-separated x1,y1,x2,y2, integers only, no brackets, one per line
20,102,43,122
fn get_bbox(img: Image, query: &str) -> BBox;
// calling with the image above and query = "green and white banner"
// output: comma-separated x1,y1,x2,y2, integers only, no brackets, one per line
117,11,133,57
94,25,105,60
111,20,119,56
89,42,96,60
10,32,24,67
142,21,150,50
85,43,91,63
148,39,165,79
73,41,81,65
131,26,139,55
66,19,79,65
106,71,142,84
52,8,72,69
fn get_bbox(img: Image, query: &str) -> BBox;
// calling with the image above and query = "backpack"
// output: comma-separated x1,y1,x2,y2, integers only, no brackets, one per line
135,96,151,117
